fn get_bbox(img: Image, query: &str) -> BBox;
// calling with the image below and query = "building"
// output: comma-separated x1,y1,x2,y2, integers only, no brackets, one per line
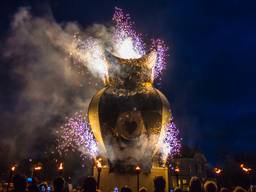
169,149,208,191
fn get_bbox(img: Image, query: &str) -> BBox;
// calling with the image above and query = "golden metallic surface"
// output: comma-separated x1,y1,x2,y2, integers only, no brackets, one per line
106,50,157,69
88,87,107,154
154,89,171,157
105,51,157,86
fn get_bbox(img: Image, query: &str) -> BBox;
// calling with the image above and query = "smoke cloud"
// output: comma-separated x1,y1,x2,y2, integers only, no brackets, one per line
1,7,110,163
1,7,178,171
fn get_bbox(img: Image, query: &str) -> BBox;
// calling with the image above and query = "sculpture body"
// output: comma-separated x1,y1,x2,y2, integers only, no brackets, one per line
88,51,171,172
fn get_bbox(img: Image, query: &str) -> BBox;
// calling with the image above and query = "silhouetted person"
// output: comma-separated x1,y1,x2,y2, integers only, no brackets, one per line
154,176,166,192
28,183,39,192
121,186,132,192
139,187,148,192
83,177,97,192
233,186,247,192
53,177,65,192
189,176,202,192
39,183,48,192
11,174,27,192
174,187,183,192
220,187,230,192
204,181,217,192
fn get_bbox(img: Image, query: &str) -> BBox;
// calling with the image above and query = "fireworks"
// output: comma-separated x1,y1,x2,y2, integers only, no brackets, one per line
161,119,181,160
67,7,168,82
112,7,145,58
56,112,98,158
151,38,169,79
56,8,180,161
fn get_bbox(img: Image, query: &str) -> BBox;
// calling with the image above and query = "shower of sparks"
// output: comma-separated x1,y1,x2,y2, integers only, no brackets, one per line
67,7,168,81
56,112,98,158
161,119,181,161
112,7,145,58
151,38,169,79
71,35,107,80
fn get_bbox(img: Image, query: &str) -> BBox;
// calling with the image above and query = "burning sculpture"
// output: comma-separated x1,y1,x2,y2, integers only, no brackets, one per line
88,50,171,172
56,8,180,178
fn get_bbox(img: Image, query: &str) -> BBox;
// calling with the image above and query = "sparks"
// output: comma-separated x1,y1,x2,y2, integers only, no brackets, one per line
112,7,145,58
151,38,169,79
56,112,98,158
67,7,168,81
161,119,181,161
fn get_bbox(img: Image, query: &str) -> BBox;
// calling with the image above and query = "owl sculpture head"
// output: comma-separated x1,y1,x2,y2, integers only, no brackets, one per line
105,50,157,90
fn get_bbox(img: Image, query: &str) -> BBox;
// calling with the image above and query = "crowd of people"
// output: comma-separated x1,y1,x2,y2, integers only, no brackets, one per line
0,174,254,192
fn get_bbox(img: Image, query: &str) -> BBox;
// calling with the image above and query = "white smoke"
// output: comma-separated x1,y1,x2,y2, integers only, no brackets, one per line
2,7,114,160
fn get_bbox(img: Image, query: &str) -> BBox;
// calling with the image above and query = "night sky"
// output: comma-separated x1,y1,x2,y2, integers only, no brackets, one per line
0,0,256,164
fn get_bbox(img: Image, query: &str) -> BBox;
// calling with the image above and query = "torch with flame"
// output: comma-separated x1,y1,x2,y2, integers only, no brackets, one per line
135,166,141,192
7,165,17,192
240,163,252,174
11,165,16,172
96,159,102,189
96,159,102,171
174,167,180,173
34,165,42,171
135,166,141,174
214,167,222,175
174,166,180,187
58,162,64,171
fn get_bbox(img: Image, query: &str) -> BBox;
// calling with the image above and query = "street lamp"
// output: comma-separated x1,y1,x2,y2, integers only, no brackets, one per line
174,167,180,187
96,160,102,189
135,166,142,192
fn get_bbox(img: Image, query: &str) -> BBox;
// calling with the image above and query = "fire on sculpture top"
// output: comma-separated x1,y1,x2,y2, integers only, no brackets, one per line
105,50,157,90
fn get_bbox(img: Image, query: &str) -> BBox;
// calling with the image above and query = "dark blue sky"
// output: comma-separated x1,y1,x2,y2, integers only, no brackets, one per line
0,0,256,164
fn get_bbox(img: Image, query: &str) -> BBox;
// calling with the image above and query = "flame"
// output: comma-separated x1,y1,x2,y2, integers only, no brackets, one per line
135,166,141,171
96,160,102,169
214,167,222,175
11,166,16,172
174,167,180,173
58,163,63,170
34,166,42,171
115,37,142,59
240,163,252,173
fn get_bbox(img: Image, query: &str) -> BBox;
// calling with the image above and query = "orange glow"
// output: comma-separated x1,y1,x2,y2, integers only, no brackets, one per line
174,167,180,173
240,163,252,173
135,166,141,171
96,160,102,169
58,163,63,170
11,166,16,172
135,165,141,174
34,166,42,171
214,168,222,175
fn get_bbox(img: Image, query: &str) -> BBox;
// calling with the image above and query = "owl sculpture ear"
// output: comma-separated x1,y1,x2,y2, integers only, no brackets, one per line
105,50,157,69
142,50,157,70
105,50,157,84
